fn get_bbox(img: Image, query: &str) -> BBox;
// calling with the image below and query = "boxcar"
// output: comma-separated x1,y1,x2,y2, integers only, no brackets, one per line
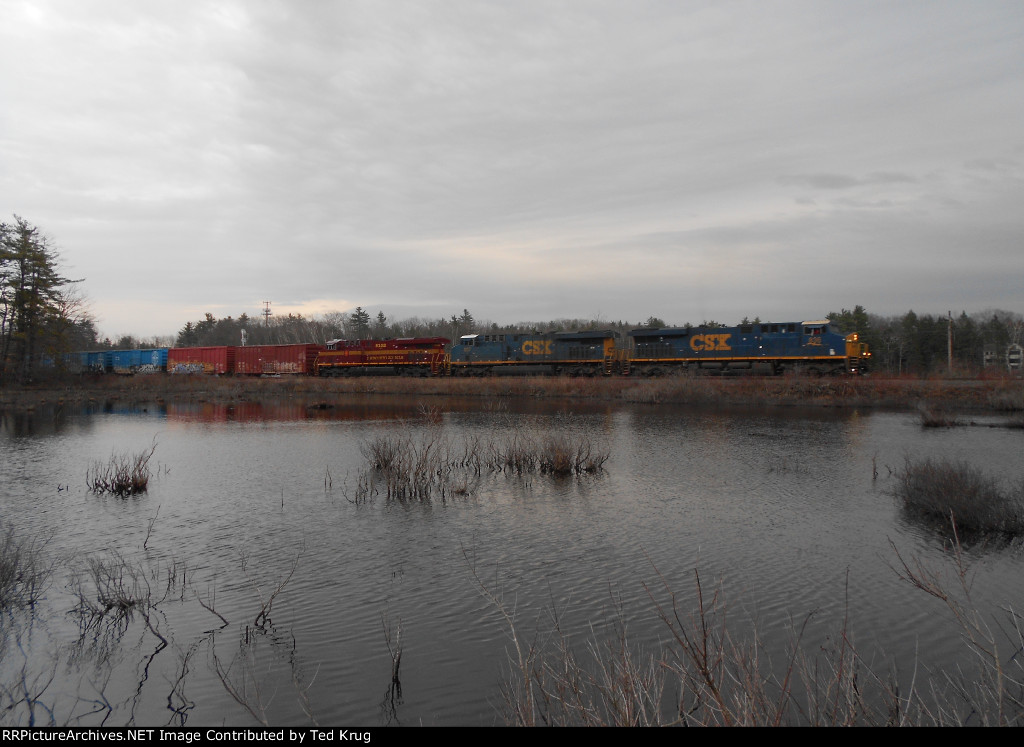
168,346,236,375
235,344,323,375
109,348,169,375
315,338,449,376
449,330,622,376
77,350,111,373
628,320,869,375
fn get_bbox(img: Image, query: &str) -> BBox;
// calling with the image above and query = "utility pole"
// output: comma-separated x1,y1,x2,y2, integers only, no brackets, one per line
263,300,272,328
947,310,953,375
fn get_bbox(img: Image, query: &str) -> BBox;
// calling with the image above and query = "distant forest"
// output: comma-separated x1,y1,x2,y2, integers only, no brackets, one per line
96,304,1024,377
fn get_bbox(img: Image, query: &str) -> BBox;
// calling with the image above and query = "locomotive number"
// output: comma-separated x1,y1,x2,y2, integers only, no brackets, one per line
522,340,553,355
690,334,732,352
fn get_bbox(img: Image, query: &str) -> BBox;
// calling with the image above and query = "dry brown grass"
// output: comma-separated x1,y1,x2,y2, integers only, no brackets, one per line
474,548,1024,727
3,372,1022,412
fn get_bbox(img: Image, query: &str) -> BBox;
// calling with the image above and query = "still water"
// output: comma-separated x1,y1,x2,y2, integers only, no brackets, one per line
1,396,1022,726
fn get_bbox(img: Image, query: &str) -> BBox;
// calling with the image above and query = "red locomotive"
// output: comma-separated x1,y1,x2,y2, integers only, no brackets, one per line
314,337,450,377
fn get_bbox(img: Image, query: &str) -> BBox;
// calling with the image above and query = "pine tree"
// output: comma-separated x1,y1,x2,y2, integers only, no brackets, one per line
349,306,371,338
0,216,81,383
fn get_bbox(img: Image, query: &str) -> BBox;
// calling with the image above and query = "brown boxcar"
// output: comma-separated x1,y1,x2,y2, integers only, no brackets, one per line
168,346,236,375
234,344,323,376
315,338,450,376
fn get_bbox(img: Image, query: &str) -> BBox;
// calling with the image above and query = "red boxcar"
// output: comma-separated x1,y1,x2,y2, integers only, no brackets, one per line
315,338,450,376
234,344,323,376
168,346,236,375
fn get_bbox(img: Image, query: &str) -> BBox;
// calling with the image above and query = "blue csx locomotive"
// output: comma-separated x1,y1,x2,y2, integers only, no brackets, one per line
449,320,870,376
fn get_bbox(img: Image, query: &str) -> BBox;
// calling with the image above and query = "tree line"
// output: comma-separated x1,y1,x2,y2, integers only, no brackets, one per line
827,305,1023,375
2,217,1021,383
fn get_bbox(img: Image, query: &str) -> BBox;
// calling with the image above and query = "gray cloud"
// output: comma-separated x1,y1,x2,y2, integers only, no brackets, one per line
1,0,1022,336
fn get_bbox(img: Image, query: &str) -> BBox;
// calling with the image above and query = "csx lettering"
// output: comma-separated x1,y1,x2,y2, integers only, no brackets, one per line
522,340,553,355
690,334,732,352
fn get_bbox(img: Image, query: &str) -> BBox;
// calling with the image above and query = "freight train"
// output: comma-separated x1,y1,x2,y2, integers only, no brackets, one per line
68,319,870,378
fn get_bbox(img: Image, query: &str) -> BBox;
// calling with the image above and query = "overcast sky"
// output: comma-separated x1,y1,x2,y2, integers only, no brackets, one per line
2,0,1022,338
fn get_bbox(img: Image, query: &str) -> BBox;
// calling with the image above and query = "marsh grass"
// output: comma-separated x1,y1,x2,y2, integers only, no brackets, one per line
355,428,609,501
86,442,157,497
893,458,1024,538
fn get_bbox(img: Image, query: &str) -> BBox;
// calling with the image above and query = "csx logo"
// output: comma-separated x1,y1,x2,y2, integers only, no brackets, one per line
522,340,553,355
690,334,732,352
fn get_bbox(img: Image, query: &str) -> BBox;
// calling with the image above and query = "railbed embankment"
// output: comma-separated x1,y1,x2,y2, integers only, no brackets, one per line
1,374,1021,413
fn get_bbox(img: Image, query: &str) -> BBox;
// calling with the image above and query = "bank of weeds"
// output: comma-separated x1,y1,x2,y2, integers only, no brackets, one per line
3,374,1022,414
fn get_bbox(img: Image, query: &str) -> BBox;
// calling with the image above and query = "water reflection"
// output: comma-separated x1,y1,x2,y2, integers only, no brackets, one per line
0,400,1022,725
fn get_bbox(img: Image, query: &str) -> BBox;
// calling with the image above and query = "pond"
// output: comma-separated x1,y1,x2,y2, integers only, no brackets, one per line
1,396,1022,726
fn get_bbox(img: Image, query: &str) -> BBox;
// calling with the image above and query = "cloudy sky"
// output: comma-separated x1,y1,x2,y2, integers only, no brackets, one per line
2,1,1022,338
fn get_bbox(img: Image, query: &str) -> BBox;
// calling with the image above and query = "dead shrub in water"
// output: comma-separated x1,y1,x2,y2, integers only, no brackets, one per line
68,550,188,670
86,442,157,497
893,458,1024,538
70,551,185,621
0,523,53,610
